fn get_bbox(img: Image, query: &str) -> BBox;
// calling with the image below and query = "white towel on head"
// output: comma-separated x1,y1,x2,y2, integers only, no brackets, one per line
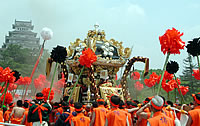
151,95,164,108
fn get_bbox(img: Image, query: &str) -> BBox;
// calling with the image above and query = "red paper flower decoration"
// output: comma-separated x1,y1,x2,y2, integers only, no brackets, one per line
8,83,17,91
164,71,174,80
16,76,31,85
167,79,177,88
34,74,50,89
79,48,97,68
134,81,144,91
178,86,189,96
162,81,174,93
0,67,15,83
0,67,3,82
159,28,185,54
131,72,140,80
144,72,159,87
42,88,54,102
24,77,31,85
1,92,13,105
144,79,156,87
157,76,166,85
54,73,65,89
173,78,181,88
192,69,200,80
0,86,5,93
150,72,159,80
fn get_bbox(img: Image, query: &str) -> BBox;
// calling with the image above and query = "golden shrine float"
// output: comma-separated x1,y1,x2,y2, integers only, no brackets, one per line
47,24,149,103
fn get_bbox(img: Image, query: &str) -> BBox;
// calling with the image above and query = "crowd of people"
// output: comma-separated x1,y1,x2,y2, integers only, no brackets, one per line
0,92,200,126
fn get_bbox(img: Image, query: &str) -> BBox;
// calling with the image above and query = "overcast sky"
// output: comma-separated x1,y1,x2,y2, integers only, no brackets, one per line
0,0,200,76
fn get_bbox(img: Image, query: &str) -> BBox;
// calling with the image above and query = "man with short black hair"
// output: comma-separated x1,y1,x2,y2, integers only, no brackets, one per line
8,100,25,124
90,98,108,126
119,100,126,110
186,93,200,126
71,102,90,126
105,95,131,126
92,101,98,108
28,92,52,126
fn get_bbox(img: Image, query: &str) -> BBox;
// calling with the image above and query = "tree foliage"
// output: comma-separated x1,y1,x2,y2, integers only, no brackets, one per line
180,54,200,102
0,44,49,77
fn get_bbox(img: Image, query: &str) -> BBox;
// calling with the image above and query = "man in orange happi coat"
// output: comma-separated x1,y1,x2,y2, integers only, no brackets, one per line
119,100,136,125
160,96,176,120
105,95,132,126
165,101,176,120
71,102,90,126
147,95,175,126
4,103,14,122
186,93,200,126
90,98,108,126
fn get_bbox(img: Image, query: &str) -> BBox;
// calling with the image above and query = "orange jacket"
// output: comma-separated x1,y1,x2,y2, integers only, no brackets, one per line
93,105,108,126
0,110,3,123
3,109,12,122
162,107,175,120
71,113,90,126
148,111,175,126
162,107,170,116
106,108,130,126
121,109,132,126
24,109,32,126
167,110,176,120
188,105,200,126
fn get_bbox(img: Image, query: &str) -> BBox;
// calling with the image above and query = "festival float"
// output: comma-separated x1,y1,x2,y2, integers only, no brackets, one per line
46,24,149,103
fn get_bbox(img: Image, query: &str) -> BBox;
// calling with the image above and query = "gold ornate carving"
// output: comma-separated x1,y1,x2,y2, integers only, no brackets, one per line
64,87,80,102
124,48,131,58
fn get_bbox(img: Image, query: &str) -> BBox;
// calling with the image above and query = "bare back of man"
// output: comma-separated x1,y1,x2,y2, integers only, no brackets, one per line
12,107,25,118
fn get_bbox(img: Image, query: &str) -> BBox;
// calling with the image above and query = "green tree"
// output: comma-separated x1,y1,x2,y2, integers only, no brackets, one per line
0,44,49,77
180,54,200,102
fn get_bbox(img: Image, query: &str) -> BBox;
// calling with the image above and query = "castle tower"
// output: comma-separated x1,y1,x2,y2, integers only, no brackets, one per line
2,20,40,49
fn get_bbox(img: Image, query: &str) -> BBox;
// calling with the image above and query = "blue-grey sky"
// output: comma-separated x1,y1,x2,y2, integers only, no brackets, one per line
0,0,200,75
